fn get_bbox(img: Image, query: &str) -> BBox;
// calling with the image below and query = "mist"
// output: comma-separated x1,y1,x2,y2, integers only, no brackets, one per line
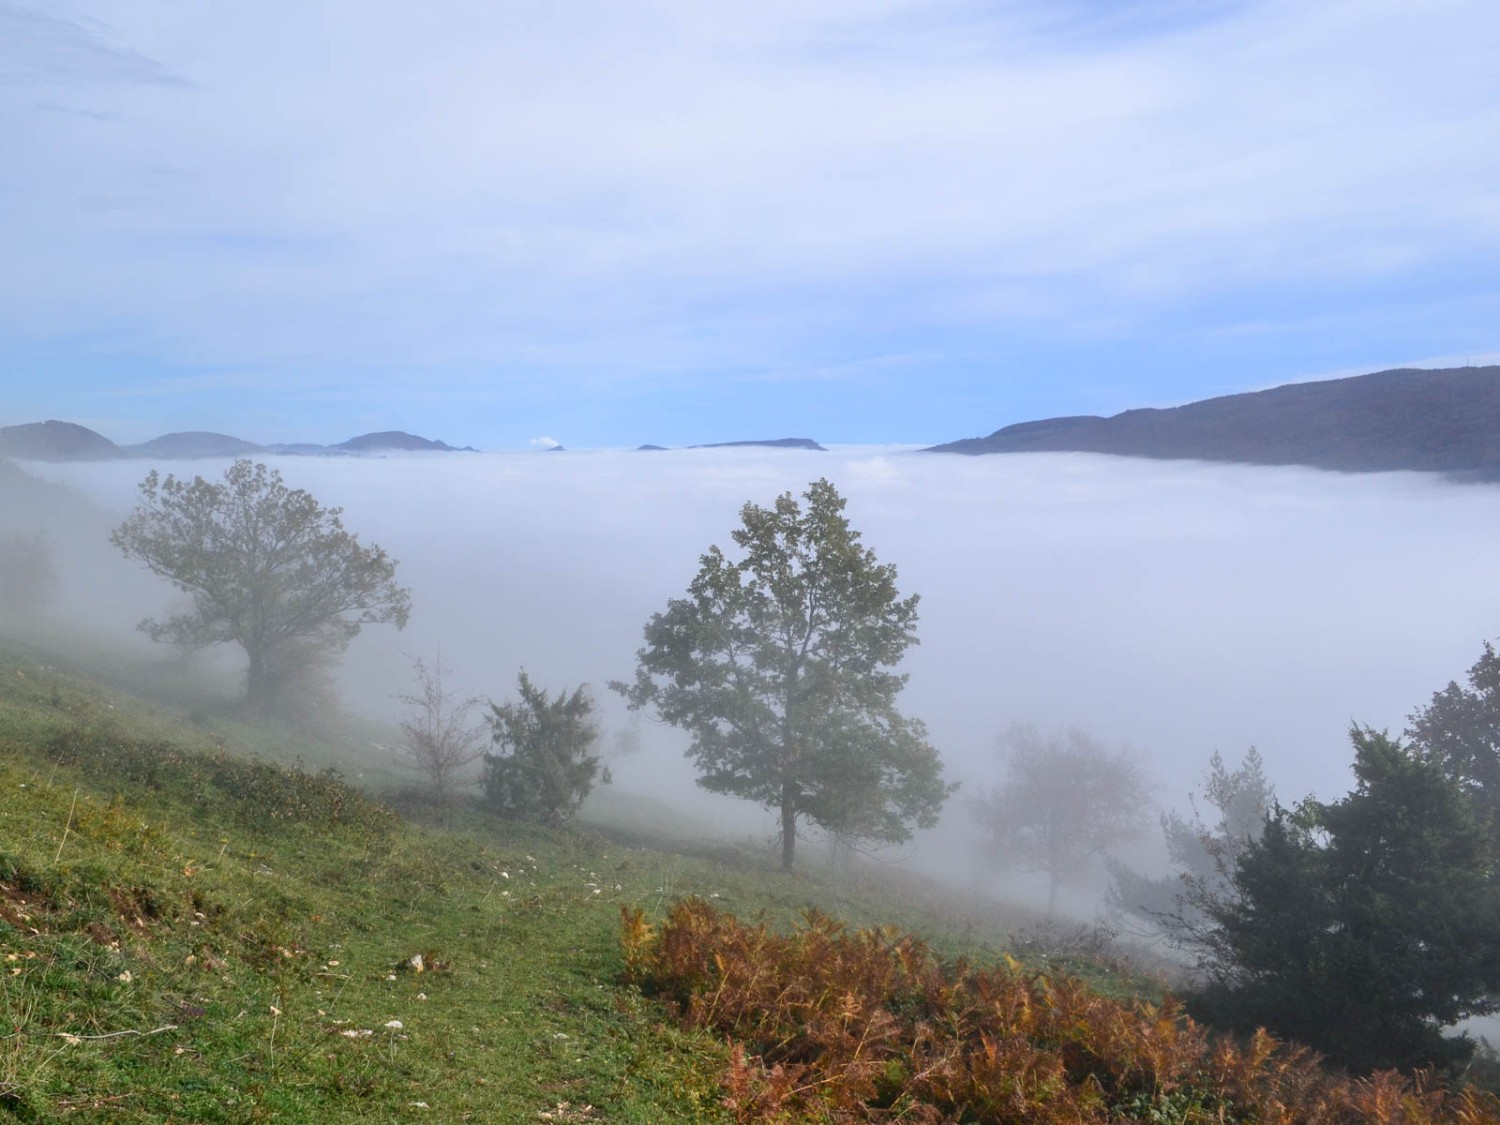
16,447,1500,914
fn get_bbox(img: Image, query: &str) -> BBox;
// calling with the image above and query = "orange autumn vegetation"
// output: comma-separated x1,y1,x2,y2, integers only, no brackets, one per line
622,898,1500,1124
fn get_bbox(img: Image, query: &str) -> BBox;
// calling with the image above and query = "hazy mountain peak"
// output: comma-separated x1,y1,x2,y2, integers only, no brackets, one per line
123,431,266,458
333,431,476,453
0,420,121,461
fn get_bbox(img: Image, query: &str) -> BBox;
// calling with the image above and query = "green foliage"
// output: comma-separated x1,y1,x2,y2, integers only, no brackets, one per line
1109,748,1274,945
1192,728,1500,1073
482,671,607,824
1409,639,1500,831
973,724,1152,914
111,459,411,710
614,478,953,871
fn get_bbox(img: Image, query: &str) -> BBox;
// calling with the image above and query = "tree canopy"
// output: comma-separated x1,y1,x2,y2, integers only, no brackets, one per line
1408,639,1500,832
112,459,411,709
613,478,952,871
1192,728,1500,1073
1108,748,1273,945
972,723,1152,914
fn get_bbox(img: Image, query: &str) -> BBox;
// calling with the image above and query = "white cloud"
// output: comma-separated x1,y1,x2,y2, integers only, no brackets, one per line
2,0,1497,389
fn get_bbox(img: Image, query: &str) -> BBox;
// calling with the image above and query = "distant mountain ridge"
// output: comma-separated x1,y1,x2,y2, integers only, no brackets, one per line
0,423,476,462
0,421,826,461
634,438,827,452
927,366,1500,475
692,437,826,451
124,432,266,458
325,431,472,453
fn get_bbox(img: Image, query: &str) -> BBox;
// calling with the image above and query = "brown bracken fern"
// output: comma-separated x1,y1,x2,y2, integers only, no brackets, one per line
622,898,1500,1124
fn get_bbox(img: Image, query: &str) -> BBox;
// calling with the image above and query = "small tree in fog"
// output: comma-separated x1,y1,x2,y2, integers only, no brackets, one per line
111,460,411,710
614,478,953,872
972,723,1151,914
0,531,60,618
482,672,607,824
1108,748,1273,945
397,654,485,798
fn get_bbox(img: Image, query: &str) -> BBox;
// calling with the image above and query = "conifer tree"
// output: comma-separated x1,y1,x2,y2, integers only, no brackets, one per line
1193,728,1500,1072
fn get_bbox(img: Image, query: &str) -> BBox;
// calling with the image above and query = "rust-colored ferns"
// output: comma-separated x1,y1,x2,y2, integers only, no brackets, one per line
622,898,1500,1124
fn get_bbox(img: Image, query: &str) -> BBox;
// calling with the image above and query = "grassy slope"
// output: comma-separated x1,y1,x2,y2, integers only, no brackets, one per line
0,646,739,1121
0,638,1149,1123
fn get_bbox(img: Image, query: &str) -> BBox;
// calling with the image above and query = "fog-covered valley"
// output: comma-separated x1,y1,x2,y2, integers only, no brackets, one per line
11,446,1500,917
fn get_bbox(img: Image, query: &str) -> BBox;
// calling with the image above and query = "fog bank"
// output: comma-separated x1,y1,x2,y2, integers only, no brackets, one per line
21,448,1500,893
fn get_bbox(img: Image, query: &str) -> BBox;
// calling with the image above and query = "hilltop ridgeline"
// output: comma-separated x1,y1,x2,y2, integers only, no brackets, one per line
928,365,1500,476
0,423,478,461
636,437,827,452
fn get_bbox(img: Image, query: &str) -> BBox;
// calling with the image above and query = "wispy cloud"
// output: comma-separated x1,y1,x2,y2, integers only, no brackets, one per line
0,4,187,87
1,0,1497,443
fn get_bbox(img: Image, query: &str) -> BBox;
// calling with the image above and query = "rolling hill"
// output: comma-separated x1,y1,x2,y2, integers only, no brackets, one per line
0,424,473,461
928,366,1500,475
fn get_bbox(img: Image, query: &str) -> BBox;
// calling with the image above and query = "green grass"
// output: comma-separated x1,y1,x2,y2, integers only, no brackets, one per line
0,638,1151,1122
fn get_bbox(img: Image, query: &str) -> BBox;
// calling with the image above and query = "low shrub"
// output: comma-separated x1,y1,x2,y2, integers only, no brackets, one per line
624,897,1500,1124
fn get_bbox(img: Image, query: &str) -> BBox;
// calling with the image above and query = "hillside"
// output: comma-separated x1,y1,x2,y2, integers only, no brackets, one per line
1,635,1495,1121
928,365,1500,475
0,638,1046,1122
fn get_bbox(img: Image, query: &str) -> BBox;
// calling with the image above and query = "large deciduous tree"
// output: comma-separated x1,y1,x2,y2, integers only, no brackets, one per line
112,459,411,709
614,478,952,872
1191,728,1500,1073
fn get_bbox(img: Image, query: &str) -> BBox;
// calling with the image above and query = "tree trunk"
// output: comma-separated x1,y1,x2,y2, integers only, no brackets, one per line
780,780,797,872
246,645,271,710
1047,872,1059,917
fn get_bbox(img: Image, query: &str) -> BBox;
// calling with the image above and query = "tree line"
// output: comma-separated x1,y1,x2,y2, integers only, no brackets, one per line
105,461,948,858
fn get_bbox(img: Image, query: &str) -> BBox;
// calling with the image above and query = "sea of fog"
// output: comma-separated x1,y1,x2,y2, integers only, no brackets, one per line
24,446,1500,906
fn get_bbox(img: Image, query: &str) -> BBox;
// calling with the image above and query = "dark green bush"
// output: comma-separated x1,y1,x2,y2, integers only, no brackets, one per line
481,672,606,825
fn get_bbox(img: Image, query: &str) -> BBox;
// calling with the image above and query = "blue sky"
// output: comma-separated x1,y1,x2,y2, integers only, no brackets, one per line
3,0,1499,449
